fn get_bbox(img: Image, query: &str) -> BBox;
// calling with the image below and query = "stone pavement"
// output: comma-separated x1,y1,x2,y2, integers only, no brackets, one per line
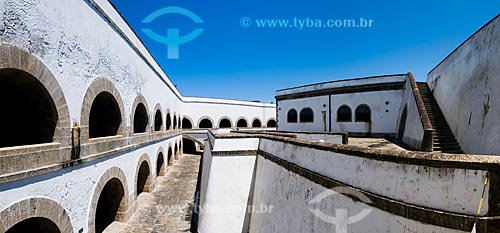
104,154,201,233
348,137,406,151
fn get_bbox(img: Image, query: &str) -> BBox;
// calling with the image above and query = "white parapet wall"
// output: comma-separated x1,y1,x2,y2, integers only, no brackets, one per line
395,73,432,151
0,0,276,232
198,135,259,233
198,133,500,232
427,14,500,155
249,156,467,233
258,138,487,216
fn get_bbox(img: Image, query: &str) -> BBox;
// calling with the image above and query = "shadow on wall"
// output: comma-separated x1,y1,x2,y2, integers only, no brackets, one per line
183,138,201,154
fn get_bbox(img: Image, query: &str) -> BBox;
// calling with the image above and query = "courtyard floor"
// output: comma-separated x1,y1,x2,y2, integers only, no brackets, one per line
104,154,201,233
348,137,406,151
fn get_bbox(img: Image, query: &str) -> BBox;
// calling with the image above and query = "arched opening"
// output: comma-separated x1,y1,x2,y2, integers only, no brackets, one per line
252,119,262,128
178,116,181,129
398,106,408,140
168,147,173,166
237,119,248,128
156,152,165,176
166,113,172,130
355,104,371,122
90,92,122,138
199,118,213,129
219,118,232,128
183,138,197,154
337,105,352,122
136,161,150,196
266,119,277,127
5,217,61,233
154,109,162,131
95,178,125,233
173,115,177,129
133,103,148,133
300,108,314,123
182,118,193,129
287,109,298,123
0,68,58,148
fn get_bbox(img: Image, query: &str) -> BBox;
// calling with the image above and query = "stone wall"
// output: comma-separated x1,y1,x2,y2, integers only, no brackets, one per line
428,15,500,155
0,137,181,233
198,133,500,232
197,136,258,233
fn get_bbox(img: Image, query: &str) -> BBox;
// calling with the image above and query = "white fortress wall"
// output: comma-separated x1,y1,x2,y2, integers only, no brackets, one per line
277,96,330,132
428,14,500,155
1,0,183,123
258,138,487,216
1,0,275,132
0,138,180,233
248,155,467,233
0,0,276,232
197,136,259,233
198,133,497,232
182,97,276,129
329,90,403,135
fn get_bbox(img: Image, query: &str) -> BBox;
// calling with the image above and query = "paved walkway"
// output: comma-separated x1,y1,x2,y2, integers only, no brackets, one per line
348,137,406,151
105,154,201,233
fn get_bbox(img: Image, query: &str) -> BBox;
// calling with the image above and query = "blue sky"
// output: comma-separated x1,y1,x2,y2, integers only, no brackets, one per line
110,0,499,103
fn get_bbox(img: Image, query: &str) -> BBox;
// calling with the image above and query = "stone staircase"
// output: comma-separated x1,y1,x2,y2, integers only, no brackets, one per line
417,82,463,154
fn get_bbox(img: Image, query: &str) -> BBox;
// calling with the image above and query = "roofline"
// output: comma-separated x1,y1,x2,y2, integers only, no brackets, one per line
428,13,500,75
85,0,273,107
276,73,407,92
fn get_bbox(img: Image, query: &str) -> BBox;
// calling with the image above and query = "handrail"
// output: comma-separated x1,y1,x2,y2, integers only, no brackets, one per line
407,72,433,151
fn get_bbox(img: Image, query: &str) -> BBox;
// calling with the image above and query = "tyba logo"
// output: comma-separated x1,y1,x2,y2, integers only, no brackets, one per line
309,186,373,233
141,7,204,59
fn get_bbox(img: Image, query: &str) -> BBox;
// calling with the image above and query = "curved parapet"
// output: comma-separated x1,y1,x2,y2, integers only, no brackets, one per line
199,132,500,232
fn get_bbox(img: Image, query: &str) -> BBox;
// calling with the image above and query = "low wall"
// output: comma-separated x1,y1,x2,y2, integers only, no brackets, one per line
258,138,487,216
396,73,432,151
197,136,259,233
249,155,466,233
198,133,500,232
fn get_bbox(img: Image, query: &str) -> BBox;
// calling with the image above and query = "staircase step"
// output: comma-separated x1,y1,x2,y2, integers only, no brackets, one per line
428,113,445,116
434,130,454,134
434,142,460,147
431,124,451,128
430,122,449,126
434,149,463,154
434,136,456,139
415,83,463,154
434,146,462,151
433,135,456,139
